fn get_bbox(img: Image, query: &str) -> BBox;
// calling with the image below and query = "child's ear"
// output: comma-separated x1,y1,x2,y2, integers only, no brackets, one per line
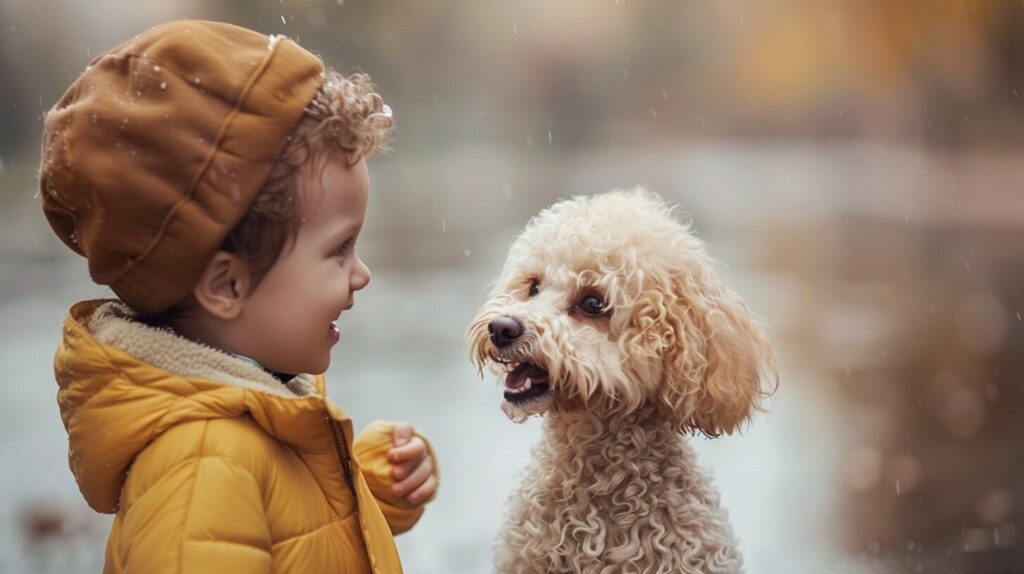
192,251,252,320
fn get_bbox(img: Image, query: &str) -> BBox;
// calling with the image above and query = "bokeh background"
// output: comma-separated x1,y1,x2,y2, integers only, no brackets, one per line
2,1,1023,572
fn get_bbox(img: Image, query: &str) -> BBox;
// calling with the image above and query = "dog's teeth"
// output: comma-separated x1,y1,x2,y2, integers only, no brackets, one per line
524,378,533,390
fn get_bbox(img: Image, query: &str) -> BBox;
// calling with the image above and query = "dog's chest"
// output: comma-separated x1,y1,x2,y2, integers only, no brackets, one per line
496,434,743,574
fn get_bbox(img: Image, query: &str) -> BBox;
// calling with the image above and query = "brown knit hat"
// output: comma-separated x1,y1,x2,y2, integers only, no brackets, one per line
39,20,325,314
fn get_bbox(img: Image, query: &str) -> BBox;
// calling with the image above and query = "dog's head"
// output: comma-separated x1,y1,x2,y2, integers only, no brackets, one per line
466,188,777,435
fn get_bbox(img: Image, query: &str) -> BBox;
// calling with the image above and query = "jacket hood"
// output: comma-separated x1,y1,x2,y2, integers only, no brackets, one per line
54,299,348,513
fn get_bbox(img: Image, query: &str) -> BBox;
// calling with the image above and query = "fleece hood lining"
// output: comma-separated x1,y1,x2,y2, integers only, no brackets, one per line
86,301,318,398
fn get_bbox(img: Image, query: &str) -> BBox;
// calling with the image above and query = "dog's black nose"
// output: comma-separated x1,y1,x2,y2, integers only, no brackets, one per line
488,316,523,348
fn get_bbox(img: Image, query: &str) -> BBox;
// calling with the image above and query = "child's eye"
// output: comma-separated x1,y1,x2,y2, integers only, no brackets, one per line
333,239,353,258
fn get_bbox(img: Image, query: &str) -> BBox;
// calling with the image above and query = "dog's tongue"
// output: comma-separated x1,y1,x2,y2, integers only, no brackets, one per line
505,363,549,390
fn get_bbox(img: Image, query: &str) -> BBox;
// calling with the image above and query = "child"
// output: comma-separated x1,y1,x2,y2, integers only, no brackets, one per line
39,20,437,573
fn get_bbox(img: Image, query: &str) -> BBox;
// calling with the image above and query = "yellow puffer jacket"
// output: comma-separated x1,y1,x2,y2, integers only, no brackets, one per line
53,300,437,573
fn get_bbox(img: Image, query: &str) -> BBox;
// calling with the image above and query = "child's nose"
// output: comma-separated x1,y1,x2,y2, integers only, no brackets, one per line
352,257,371,291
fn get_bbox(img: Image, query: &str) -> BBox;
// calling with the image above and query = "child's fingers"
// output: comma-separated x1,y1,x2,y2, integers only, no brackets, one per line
392,423,414,447
390,458,418,481
406,474,438,505
392,456,434,497
387,436,425,464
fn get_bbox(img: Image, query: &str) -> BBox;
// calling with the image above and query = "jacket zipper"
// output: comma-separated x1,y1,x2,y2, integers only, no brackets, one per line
327,418,358,508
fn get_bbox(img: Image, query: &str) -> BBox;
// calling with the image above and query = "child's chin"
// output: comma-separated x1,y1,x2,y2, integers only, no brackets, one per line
284,354,331,377
310,357,331,375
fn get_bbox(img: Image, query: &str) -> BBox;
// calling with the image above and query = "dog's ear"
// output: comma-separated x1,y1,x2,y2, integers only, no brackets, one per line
647,268,777,437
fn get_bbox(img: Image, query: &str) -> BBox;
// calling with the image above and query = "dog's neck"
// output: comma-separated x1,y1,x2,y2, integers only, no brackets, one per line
543,405,684,459
531,404,714,521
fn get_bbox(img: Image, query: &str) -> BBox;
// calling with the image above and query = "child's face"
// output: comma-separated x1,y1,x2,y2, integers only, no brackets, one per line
239,156,372,375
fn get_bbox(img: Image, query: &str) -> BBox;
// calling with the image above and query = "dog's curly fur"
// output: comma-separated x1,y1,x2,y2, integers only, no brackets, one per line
467,188,777,573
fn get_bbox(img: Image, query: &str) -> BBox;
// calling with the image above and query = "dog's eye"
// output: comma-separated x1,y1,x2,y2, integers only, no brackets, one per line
528,280,540,298
577,295,606,316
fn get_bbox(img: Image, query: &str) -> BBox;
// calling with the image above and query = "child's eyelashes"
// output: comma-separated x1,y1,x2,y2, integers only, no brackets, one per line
333,238,355,258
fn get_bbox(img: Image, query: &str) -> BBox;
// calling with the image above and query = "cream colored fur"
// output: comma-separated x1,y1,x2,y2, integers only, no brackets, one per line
88,301,318,398
467,188,777,573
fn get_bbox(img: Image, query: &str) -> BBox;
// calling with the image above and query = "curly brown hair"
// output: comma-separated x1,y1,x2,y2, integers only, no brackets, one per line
140,70,393,326
222,69,393,285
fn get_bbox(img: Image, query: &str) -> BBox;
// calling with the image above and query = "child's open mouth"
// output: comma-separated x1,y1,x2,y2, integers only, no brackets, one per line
503,362,550,403
328,322,340,343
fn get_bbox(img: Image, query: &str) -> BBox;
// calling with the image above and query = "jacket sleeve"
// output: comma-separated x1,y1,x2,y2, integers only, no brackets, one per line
116,455,272,573
353,420,439,536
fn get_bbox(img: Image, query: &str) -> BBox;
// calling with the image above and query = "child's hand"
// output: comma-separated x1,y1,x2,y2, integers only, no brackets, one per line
387,423,437,504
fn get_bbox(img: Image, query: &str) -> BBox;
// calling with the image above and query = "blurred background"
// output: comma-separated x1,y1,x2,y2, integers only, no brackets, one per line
2,1,1023,572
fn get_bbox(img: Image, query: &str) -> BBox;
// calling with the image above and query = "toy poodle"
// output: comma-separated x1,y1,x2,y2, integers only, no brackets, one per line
466,188,777,573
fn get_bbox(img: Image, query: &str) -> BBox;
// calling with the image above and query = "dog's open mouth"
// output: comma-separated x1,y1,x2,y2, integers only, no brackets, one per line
503,362,551,403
